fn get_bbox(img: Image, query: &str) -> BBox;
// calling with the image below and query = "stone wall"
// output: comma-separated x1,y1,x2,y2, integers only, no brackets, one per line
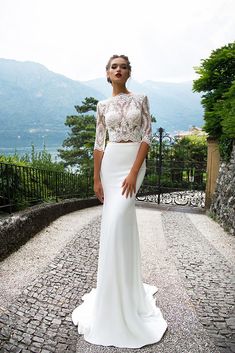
0,197,100,260
210,142,235,235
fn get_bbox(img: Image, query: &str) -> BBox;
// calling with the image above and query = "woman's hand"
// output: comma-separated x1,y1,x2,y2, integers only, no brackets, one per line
122,171,138,198
94,178,104,203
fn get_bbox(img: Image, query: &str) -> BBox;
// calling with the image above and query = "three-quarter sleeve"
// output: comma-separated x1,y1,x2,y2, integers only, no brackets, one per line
141,95,152,146
94,102,106,151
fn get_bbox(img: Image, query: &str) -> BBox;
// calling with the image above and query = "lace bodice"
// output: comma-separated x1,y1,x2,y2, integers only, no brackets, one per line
94,93,152,151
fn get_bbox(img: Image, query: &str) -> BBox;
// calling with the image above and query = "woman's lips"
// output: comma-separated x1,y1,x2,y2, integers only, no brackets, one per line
115,73,122,77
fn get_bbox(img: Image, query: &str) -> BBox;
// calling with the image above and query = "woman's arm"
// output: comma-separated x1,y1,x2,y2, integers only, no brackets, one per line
121,142,149,198
122,95,152,198
93,149,104,203
93,102,106,203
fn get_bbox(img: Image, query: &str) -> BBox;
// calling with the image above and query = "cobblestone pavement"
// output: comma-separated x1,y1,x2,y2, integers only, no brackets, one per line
0,217,101,353
162,211,235,353
0,206,234,353
0,206,102,312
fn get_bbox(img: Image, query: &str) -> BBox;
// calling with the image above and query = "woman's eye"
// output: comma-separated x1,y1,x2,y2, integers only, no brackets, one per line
111,65,127,69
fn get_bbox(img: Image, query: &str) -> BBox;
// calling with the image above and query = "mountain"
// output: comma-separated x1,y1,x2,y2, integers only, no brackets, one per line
0,58,105,149
0,58,204,151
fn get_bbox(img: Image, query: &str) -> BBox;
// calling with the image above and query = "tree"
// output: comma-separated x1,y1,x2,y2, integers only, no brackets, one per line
219,81,235,138
172,135,207,186
58,97,98,173
192,42,235,160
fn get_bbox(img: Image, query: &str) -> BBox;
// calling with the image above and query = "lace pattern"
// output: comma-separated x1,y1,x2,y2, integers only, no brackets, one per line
94,93,152,151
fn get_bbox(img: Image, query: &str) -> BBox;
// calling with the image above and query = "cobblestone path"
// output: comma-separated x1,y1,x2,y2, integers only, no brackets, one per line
162,211,235,353
0,206,234,353
0,218,101,353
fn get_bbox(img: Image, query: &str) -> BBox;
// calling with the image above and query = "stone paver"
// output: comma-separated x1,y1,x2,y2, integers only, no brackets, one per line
0,205,234,353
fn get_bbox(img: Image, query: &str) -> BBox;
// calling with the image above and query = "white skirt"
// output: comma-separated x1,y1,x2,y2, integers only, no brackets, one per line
72,142,168,348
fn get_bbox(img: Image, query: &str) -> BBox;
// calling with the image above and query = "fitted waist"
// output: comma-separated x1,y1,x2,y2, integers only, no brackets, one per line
102,142,145,173
107,141,141,145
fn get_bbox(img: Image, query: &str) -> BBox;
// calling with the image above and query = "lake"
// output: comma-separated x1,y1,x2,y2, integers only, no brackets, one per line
0,146,61,162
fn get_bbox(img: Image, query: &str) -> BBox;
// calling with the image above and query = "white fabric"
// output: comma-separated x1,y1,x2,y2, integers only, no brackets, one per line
72,142,168,348
94,93,152,151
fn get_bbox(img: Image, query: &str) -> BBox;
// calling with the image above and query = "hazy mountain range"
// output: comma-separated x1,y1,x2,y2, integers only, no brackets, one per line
0,58,204,152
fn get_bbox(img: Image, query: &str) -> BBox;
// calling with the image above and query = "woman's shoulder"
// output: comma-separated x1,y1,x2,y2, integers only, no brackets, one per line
97,97,110,107
133,92,148,100
96,98,109,114
130,92,149,104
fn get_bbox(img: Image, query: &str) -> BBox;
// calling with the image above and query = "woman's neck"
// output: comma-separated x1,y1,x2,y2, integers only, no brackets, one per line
112,83,130,97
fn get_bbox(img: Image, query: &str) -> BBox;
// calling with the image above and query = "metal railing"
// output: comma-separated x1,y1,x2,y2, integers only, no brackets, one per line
0,162,94,213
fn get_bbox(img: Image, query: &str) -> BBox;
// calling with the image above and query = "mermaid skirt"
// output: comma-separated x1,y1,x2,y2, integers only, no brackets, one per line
72,142,168,348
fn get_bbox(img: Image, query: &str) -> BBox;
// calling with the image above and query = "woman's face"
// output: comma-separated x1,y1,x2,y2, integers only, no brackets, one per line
107,57,130,85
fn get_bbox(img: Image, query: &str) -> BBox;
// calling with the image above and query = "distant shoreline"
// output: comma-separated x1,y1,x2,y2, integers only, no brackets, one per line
0,146,61,161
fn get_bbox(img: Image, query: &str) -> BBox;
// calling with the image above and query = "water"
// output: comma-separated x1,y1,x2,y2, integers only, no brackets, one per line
0,146,61,162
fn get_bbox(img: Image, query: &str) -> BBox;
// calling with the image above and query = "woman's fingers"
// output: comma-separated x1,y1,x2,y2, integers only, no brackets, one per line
122,183,127,195
94,183,104,203
122,182,135,198
99,186,104,203
98,193,104,203
122,174,137,198
122,179,128,195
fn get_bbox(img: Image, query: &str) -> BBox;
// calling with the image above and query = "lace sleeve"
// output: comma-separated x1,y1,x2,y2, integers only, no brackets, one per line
141,95,152,146
94,102,106,151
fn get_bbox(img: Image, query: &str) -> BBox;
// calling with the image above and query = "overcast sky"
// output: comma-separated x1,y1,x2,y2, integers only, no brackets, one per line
0,0,234,83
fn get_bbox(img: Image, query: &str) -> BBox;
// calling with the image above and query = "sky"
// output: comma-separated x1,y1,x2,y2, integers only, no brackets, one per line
0,0,235,83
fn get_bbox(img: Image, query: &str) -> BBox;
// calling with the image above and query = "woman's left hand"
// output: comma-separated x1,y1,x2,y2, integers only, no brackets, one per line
122,171,138,198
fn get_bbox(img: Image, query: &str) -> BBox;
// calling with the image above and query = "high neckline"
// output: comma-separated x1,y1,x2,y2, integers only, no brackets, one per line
111,92,133,98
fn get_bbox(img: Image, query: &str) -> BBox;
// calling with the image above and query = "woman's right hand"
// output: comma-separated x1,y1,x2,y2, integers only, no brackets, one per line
94,178,104,203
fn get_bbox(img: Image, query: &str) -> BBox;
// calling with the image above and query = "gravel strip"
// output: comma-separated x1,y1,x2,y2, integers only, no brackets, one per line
162,211,235,353
187,213,235,267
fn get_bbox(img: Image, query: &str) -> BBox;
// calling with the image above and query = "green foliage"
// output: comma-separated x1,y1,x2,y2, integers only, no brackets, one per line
0,145,65,212
58,97,98,173
74,97,98,113
143,134,207,192
0,151,27,166
192,42,235,160
23,144,65,171
218,135,234,162
174,135,207,160
219,81,235,138
193,42,235,97
0,144,64,171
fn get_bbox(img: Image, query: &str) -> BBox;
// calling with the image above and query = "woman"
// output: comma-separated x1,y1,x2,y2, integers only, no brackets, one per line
72,54,168,348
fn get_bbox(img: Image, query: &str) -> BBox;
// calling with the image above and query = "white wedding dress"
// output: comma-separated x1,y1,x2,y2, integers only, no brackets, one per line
72,93,168,348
